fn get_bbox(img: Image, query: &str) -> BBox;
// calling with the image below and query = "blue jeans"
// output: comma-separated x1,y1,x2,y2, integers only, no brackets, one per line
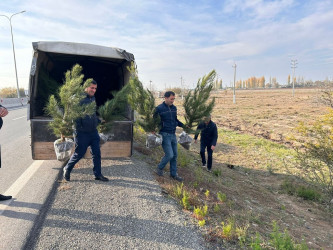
64,130,102,177
158,132,178,177
200,141,213,170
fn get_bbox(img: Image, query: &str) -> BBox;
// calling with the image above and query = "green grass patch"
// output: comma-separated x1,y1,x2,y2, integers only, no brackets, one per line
280,179,321,201
219,129,294,159
217,191,227,202
213,169,222,176
177,144,193,168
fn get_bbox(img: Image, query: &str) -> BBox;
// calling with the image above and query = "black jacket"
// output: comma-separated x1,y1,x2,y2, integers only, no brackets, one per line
194,120,218,146
75,95,100,133
155,102,184,134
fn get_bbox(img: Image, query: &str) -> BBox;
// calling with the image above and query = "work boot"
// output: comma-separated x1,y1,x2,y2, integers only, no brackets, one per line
63,167,70,181
0,194,12,201
95,175,109,181
156,168,163,176
171,175,183,182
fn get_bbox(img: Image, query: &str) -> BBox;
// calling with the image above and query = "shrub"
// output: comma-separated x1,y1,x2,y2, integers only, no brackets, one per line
198,219,206,227
292,110,333,203
296,186,321,201
181,190,191,210
205,189,210,199
250,233,263,250
221,218,236,241
193,205,208,220
174,183,184,199
217,192,227,202
214,204,221,213
270,221,308,250
236,224,249,247
280,179,296,195
213,169,222,177
281,179,321,201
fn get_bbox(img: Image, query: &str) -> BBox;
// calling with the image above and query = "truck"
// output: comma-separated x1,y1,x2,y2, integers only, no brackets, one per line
28,41,135,160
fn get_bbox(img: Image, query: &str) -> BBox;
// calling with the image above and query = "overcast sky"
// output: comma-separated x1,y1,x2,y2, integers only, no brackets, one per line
0,0,332,91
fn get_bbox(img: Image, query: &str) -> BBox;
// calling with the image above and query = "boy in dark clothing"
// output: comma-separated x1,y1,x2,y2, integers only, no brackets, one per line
194,115,218,172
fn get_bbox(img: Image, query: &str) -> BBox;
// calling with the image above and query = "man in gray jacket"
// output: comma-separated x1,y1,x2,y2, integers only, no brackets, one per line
0,104,12,201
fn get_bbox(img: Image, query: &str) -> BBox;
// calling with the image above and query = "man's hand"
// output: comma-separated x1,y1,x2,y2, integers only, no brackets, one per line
211,145,216,151
0,107,8,117
194,139,197,144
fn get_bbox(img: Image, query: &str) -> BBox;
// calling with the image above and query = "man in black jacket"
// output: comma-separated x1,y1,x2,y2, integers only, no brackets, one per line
63,80,108,182
0,104,12,201
194,115,218,172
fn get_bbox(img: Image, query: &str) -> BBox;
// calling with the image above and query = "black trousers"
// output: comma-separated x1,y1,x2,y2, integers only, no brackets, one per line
200,141,213,170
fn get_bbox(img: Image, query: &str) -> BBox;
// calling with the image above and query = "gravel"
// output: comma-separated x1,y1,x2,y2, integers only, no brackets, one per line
32,151,211,249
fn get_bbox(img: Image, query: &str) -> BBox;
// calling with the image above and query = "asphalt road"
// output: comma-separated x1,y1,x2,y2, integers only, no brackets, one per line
0,106,63,250
0,107,214,250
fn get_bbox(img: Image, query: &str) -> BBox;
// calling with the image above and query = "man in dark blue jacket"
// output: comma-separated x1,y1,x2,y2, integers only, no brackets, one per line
63,80,108,182
155,91,184,181
194,115,218,172
0,104,12,201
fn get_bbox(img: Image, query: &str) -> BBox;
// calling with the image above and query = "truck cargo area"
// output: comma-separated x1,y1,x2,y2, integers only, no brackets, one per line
29,42,135,160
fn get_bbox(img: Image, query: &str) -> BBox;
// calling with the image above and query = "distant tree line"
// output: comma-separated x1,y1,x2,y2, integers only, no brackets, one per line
233,75,333,89
0,87,26,98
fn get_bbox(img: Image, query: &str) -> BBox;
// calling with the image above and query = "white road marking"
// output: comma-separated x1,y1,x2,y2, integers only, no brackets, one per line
12,115,26,121
0,160,44,215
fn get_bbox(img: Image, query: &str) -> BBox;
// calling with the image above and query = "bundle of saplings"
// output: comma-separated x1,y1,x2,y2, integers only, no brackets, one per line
127,64,161,148
180,70,216,149
45,64,96,161
97,83,132,144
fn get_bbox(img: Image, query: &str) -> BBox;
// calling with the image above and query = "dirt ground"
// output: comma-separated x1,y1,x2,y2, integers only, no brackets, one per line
176,88,327,144
210,88,327,144
149,88,332,249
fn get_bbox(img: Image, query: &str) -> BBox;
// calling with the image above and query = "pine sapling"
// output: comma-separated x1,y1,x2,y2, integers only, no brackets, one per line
183,70,216,133
127,65,160,132
45,64,96,140
98,83,131,134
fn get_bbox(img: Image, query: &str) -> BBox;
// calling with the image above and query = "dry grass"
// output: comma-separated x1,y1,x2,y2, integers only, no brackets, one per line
177,88,328,145
135,88,333,249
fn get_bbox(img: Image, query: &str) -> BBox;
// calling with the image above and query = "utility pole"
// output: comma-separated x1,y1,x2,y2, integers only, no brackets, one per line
180,76,183,99
291,59,298,97
232,63,237,103
216,74,219,90
149,80,152,91
0,10,26,99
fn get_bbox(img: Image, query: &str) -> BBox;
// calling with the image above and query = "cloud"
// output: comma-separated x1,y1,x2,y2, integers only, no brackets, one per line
223,0,295,20
1,0,333,90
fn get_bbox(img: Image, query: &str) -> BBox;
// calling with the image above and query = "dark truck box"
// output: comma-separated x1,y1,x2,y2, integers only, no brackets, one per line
28,41,135,160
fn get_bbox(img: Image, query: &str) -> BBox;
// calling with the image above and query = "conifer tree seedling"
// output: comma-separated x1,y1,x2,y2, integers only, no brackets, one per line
98,83,132,134
45,64,96,140
183,69,216,133
125,63,161,148
127,63,160,133
178,70,216,149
